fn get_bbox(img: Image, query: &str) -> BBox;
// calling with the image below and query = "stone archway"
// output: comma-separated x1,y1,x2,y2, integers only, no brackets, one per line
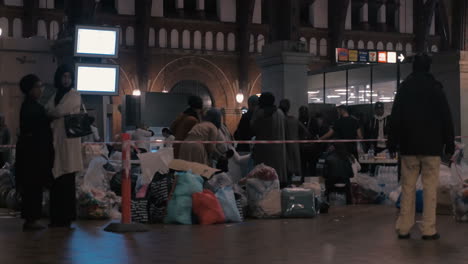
149,56,236,110
171,80,214,107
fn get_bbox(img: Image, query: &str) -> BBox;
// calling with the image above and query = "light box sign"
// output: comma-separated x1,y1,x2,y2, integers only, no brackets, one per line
74,25,120,58
335,48,405,64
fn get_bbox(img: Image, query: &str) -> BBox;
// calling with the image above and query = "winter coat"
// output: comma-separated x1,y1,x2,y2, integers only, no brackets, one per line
179,121,218,166
170,109,200,158
46,89,83,178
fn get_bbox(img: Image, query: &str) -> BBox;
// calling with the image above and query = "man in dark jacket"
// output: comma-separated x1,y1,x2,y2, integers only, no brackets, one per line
388,53,455,241
234,95,258,153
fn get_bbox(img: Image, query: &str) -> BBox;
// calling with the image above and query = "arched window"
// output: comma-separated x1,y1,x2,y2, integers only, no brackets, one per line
396,42,403,51
49,20,59,40
126,27,135,46
377,41,384,50
257,34,265,53
13,18,22,38
358,40,365,49
205,31,213,50
193,31,202,50
367,41,375,49
227,33,235,51
310,38,317,55
319,38,327,56
431,45,438,53
37,20,47,39
182,30,190,49
149,28,155,47
405,43,412,53
386,42,394,51
216,32,224,51
249,34,255,52
0,17,8,37
347,40,354,49
170,29,179,48
159,28,167,48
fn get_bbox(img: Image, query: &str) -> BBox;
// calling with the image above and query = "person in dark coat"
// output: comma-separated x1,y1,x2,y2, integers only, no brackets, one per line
234,95,259,153
324,143,354,205
251,92,288,187
388,53,455,240
15,74,54,231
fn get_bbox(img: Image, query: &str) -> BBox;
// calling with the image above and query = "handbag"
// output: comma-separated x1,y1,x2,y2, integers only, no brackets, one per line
64,104,93,138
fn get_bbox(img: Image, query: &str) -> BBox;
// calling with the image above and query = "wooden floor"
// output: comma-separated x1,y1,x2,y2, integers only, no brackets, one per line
0,205,467,264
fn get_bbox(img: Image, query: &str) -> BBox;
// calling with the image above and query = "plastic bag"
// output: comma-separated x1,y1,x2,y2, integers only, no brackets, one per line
449,143,468,222
82,156,112,192
193,189,225,225
281,188,316,218
246,178,281,218
241,163,278,184
329,192,346,206
215,186,242,223
205,172,233,193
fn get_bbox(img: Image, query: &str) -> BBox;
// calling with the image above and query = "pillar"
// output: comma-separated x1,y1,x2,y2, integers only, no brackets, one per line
256,41,312,117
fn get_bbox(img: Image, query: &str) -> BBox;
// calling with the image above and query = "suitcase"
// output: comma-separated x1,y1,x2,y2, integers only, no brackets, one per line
281,188,316,218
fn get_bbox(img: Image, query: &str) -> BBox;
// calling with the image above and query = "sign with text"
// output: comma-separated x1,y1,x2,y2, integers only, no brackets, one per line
336,48,405,64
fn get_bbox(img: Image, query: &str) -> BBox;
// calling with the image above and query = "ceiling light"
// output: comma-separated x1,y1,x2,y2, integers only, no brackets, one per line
334,89,347,92
327,95,341,98
236,92,244,103
132,89,141,96
308,90,320,94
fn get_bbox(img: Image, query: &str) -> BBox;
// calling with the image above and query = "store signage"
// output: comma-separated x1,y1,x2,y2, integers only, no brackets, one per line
336,48,406,64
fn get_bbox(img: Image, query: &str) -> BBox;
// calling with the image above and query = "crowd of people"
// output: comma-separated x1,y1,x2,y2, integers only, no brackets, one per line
2,53,456,239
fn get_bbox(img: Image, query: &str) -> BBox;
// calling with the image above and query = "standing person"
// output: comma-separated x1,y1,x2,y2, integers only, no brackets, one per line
82,116,100,143
179,108,220,166
324,143,354,205
132,123,154,152
251,92,288,187
279,99,302,184
368,102,390,153
0,114,11,168
170,95,203,158
15,74,54,231
215,108,235,158
388,54,455,240
162,128,175,148
320,105,362,158
46,64,83,228
234,95,259,153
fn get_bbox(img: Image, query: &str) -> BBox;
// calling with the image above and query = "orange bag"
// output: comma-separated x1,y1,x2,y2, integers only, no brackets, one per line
192,189,225,225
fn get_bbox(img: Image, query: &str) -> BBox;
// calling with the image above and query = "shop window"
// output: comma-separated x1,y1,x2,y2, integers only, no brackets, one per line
325,71,346,105
308,74,324,104
373,64,397,103
159,28,167,48
170,29,179,48
13,18,22,38
348,67,372,105
193,31,202,50
182,30,190,49
205,31,213,50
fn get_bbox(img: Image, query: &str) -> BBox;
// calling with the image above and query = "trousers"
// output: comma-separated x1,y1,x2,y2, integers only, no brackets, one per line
396,156,440,236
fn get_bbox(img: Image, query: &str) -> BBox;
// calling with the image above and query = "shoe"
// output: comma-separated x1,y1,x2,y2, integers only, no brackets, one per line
398,233,411,240
23,221,46,231
422,233,440,240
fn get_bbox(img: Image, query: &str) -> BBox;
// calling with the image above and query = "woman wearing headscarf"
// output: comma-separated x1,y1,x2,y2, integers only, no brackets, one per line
279,99,303,183
179,108,220,166
15,74,54,231
251,92,288,187
45,64,83,228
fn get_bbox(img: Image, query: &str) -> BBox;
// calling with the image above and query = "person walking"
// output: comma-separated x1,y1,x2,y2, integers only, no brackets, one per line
179,108,220,166
251,92,288,187
234,95,259,153
15,74,54,231
0,114,11,168
170,95,203,158
46,65,83,228
388,53,455,240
